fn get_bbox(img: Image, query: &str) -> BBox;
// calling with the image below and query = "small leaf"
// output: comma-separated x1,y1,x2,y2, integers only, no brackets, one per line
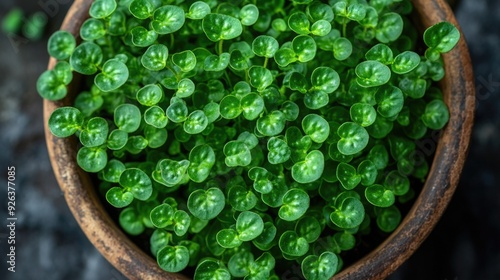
267,137,291,164
150,203,175,228
130,26,158,47
292,35,317,62
184,110,208,134
288,12,310,35
129,0,154,19
424,22,460,53
256,111,286,137
188,144,216,183
187,1,211,20
47,30,75,60
224,140,252,167
152,5,185,34
391,51,421,74
279,189,310,221
80,117,108,147
350,103,377,127
336,162,360,190
172,50,197,72
249,66,273,92
291,150,325,184
421,99,449,130
375,12,403,43
365,184,395,207
114,104,141,133
330,196,365,229
119,168,152,200
141,44,168,71
194,259,231,280
187,187,225,220
95,59,129,92
77,146,107,173
355,60,391,87
202,13,243,41
302,114,330,144
157,159,190,185
337,122,369,155
310,67,340,94
301,252,338,280
137,84,163,106
241,93,264,120
105,187,133,208
70,42,103,75
365,43,394,64
332,37,352,61
48,106,84,138
216,228,242,248
279,230,309,257
239,4,259,26
166,99,188,123
252,35,279,58
157,245,190,272
236,211,264,241
144,106,168,128
375,85,404,118
89,0,117,19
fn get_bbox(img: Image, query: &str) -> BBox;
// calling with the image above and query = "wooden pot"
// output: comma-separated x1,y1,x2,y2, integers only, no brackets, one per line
43,0,475,279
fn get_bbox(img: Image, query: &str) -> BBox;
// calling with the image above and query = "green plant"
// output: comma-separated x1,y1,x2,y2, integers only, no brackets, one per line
38,0,460,279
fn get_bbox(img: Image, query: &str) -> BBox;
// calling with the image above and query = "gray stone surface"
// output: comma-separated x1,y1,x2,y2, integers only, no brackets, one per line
0,0,499,279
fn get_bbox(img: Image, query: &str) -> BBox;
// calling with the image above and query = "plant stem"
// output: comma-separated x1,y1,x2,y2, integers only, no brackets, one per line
263,57,269,68
218,40,224,55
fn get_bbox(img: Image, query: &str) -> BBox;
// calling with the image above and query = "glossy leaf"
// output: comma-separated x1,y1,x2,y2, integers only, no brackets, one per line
157,245,189,272
47,30,75,60
95,59,129,92
301,252,338,280
114,104,141,133
187,187,225,220
279,189,310,221
291,150,325,184
188,144,216,182
141,44,168,71
48,107,83,137
202,13,243,41
330,196,365,229
152,5,185,34
337,122,369,155
355,60,391,87
70,42,103,75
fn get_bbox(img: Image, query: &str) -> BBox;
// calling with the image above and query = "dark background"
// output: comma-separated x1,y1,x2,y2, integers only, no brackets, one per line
0,0,498,279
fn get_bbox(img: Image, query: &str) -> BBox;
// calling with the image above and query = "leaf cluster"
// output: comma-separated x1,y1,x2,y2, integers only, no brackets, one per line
38,0,460,279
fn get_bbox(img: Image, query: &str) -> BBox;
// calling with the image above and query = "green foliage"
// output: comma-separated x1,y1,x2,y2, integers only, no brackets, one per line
39,0,460,277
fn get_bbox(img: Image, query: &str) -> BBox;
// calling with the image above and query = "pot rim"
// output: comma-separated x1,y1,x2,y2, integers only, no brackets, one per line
43,0,475,279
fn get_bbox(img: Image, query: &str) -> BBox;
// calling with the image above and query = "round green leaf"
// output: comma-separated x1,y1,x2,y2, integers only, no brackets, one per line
77,146,107,173
173,210,191,236
119,207,144,235
204,53,230,71
280,101,300,122
184,110,208,134
365,43,394,64
48,107,83,137
358,160,378,186
141,44,168,71
152,5,185,34
95,59,129,92
424,22,460,53
332,37,352,61
216,228,242,248
292,35,317,62
288,12,310,35
256,111,286,136
279,230,309,257
157,159,189,185
267,137,291,164
311,20,332,37
295,216,321,243
249,66,273,92
187,187,225,220
202,13,242,41
187,1,211,20
375,12,403,43
236,211,264,241
80,117,108,147
228,186,258,212
253,222,277,250
391,51,421,74
130,26,158,47
157,245,189,272
47,30,76,60
376,205,401,232
150,203,175,228
106,187,133,208
279,189,310,221
302,114,330,144
310,66,340,94
89,0,117,19
114,104,141,133
137,84,163,106
172,50,196,72
107,129,128,150
69,42,103,75
166,100,188,123
337,122,369,155
101,159,125,183
224,140,251,167
228,251,253,277
144,106,168,128
336,162,360,190
330,196,365,229
194,259,231,280
80,18,106,41
37,70,67,101
421,99,450,130
188,144,216,182
301,252,338,280
119,168,152,200
252,35,279,58
355,60,391,87
375,85,404,118
274,48,297,67
239,4,259,26
129,0,154,19
291,150,325,184
350,103,377,127
304,91,329,110
240,93,264,120
365,184,395,207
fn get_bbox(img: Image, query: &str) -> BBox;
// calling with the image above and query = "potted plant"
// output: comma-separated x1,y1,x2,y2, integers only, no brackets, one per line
39,0,474,279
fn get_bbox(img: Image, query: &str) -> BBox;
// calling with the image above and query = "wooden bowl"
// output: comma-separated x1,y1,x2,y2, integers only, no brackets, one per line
43,0,475,279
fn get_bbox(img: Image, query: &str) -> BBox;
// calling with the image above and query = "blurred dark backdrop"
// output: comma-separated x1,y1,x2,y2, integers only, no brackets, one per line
0,0,498,279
